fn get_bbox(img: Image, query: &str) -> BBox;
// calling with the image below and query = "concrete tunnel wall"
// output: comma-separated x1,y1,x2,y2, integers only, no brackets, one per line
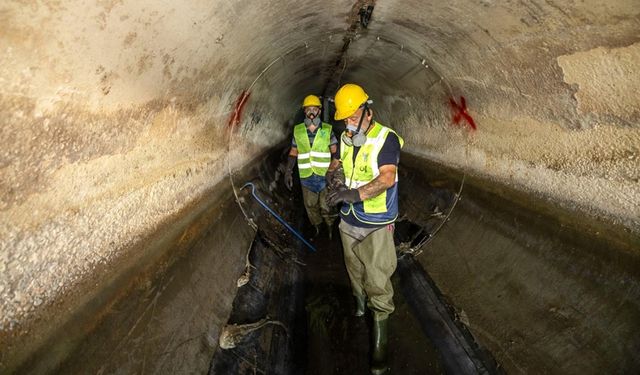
1,0,639,372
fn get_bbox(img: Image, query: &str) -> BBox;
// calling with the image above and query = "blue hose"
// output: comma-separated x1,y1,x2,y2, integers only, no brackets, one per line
241,182,317,252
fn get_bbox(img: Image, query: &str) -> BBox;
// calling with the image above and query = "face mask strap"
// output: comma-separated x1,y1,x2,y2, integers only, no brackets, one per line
353,102,368,136
345,103,369,147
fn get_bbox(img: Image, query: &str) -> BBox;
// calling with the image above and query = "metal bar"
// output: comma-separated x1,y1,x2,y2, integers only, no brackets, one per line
241,182,317,252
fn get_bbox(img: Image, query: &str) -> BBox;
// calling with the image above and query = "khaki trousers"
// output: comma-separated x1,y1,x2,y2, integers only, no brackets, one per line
339,222,397,321
301,186,336,227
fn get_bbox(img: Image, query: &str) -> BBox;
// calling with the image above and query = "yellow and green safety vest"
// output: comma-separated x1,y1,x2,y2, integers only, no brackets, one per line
340,122,404,225
293,122,333,178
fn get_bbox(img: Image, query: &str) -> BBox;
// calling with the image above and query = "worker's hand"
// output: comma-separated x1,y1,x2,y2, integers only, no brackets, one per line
325,169,334,185
284,169,293,190
325,167,345,191
327,188,360,206
284,155,296,190
325,170,337,190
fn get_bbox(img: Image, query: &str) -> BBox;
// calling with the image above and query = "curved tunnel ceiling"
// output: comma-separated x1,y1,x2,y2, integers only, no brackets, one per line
1,0,639,372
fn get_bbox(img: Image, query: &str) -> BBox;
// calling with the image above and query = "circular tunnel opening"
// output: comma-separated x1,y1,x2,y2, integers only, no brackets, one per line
226,32,468,258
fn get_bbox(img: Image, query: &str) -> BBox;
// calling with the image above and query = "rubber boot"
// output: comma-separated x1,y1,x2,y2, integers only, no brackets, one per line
354,294,366,317
371,318,389,374
326,221,333,240
313,224,321,238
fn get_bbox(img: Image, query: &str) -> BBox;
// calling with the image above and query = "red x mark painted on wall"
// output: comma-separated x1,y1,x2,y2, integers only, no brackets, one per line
449,96,477,131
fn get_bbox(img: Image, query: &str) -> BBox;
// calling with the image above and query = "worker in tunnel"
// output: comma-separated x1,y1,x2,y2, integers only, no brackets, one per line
284,94,339,238
326,83,404,374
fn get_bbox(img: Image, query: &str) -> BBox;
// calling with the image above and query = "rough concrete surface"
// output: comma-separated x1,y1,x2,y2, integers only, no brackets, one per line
417,174,639,373
558,42,640,121
400,155,640,373
1,0,639,373
49,193,255,374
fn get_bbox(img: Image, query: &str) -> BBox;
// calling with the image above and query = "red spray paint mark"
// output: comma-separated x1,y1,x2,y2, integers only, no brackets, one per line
227,90,251,131
449,96,477,131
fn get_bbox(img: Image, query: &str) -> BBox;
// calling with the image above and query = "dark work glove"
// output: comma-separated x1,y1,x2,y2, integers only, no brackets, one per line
325,165,345,191
325,169,336,190
284,170,293,190
327,188,361,206
284,156,296,190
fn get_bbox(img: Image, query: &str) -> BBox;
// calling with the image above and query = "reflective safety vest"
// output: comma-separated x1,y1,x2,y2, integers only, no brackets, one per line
340,122,404,225
293,122,333,178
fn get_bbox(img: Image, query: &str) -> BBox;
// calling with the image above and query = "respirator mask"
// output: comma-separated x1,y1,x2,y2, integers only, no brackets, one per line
341,102,370,147
304,107,321,127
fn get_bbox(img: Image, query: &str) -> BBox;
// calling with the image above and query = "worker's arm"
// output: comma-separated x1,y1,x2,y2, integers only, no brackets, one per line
357,132,400,200
286,147,297,170
330,143,338,157
327,140,340,170
357,164,396,200
327,164,395,205
284,147,297,190
326,143,342,189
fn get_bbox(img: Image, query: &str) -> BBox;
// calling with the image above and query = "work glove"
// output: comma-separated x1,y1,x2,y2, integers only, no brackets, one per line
284,156,296,190
325,166,345,191
284,170,293,190
327,188,360,206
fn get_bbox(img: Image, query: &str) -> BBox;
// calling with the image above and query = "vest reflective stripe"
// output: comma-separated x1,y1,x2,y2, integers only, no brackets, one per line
340,122,404,225
294,123,333,178
310,151,331,157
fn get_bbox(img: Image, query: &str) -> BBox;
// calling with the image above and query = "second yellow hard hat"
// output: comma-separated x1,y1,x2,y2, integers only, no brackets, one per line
302,95,322,108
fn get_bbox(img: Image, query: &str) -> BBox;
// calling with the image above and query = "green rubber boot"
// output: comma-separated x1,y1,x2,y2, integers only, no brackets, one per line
313,224,321,238
325,220,335,240
371,318,389,374
354,294,366,317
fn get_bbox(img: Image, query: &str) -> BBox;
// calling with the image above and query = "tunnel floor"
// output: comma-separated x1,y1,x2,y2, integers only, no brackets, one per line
302,227,445,374
209,220,447,374
207,152,493,375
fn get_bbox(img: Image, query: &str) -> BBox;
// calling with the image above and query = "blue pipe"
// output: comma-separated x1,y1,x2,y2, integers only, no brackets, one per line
241,182,317,252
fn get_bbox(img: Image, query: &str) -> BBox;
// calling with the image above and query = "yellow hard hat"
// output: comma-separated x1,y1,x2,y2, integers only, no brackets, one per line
302,95,322,108
334,83,369,120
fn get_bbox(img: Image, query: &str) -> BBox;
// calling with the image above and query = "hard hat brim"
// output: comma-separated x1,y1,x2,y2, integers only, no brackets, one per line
334,107,354,120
